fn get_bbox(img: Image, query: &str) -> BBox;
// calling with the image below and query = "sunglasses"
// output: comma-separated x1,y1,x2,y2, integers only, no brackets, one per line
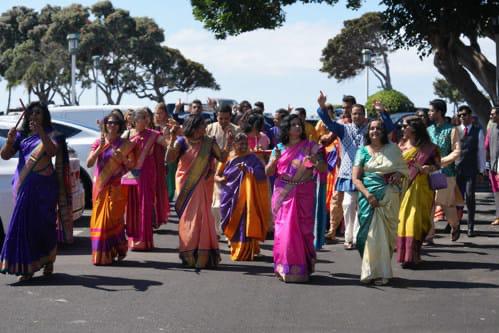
458,113,468,118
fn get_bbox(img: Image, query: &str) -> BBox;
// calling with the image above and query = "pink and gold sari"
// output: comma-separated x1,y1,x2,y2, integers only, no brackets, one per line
272,140,320,282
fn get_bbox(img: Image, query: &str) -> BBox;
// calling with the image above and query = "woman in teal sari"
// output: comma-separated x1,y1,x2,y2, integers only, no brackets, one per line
352,119,408,285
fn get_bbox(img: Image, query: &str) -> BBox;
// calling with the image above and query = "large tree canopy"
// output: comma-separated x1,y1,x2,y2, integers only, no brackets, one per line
0,1,219,106
192,0,499,124
320,12,393,90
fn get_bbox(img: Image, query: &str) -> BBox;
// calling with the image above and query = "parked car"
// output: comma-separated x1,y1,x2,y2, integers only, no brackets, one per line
0,116,99,208
0,136,85,233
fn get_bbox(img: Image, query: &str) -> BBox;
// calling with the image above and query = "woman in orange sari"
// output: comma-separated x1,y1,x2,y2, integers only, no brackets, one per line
166,114,229,269
87,113,136,265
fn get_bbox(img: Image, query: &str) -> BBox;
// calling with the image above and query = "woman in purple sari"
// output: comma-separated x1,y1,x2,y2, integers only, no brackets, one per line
266,114,326,283
0,102,71,281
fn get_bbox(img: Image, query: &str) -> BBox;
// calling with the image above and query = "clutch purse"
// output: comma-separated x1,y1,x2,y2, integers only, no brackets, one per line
121,169,141,185
429,170,447,190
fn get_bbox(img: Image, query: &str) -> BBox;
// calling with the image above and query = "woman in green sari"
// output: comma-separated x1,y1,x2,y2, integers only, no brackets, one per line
352,119,408,285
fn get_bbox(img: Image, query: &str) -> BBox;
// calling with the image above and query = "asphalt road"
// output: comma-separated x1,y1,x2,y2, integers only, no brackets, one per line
0,192,498,333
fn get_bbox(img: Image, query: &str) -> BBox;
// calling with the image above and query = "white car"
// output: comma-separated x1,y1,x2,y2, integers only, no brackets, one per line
0,116,100,207
0,136,85,233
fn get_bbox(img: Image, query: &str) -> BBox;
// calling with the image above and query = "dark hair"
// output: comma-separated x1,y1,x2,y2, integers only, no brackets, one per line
254,101,264,110
457,105,472,115
21,101,52,134
234,132,248,143
352,104,366,115
364,119,389,145
218,105,232,114
342,95,357,105
239,100,252,111
275,108,289,119
295,107,307,118
241,111,264,133
430,99,447,116
404,115,432,147
145,107,154,128
279,114,306,145
183,113,205,138
111,108,124,120
191,99,202,107
155,102,167,114
103,112,126,134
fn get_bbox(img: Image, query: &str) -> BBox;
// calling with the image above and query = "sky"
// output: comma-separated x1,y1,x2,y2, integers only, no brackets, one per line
0,0,496,116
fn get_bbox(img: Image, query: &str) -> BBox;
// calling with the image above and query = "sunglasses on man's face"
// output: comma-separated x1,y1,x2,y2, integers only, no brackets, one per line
458,113,468,118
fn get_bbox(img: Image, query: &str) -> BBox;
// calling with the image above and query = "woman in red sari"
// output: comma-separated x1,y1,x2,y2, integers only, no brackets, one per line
87,113,136,265
166,114,230,269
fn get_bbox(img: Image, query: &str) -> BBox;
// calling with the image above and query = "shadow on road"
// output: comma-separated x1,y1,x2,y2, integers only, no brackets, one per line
10,273,162,292
389,277,499,289
411,259,499,271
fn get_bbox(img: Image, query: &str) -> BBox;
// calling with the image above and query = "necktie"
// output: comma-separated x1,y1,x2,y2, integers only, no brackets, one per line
464,127,468,136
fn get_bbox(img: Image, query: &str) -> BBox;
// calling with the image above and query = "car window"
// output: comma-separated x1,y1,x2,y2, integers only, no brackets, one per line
52,123,82,138
0,129,8,138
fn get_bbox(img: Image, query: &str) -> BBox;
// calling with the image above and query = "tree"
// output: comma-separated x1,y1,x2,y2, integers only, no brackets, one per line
134,46,219,103
365,89,414,116
320,12,392,89
433,78,465,113
191,0,499,125
190,0,362,39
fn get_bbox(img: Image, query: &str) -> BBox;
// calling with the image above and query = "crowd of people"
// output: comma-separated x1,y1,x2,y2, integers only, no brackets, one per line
0,93,498,285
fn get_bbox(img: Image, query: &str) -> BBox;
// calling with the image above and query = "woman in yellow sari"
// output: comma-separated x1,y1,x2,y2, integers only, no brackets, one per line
352,119,408,285
397,116,440,268
87,113,136,265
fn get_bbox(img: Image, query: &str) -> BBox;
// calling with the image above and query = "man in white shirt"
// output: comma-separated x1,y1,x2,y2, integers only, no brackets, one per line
455,105,486,237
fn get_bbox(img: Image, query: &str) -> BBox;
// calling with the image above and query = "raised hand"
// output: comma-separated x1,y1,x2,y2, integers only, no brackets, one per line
317,90,327,108
175,98,182,113
6,127,17,144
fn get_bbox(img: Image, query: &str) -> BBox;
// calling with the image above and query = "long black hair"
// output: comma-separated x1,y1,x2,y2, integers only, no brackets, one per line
241,111,264,134
183,113,206,138
405,115,432,147
279,114,306,145
20,101,52,134
364,118,389,145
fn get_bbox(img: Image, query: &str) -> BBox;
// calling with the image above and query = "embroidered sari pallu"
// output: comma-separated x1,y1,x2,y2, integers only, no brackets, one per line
220,153,270,261
272,140,319,283
90,138,135,265
1,132,68,275
355,144,408,283
175,137,221,268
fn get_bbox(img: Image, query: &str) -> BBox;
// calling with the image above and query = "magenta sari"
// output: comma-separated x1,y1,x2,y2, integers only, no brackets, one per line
125,129,159,251
272,140,319,282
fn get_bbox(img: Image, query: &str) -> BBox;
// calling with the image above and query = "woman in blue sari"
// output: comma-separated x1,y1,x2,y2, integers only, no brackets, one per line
0,102,71,281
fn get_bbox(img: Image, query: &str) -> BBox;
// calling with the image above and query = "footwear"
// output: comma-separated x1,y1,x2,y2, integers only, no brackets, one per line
467,229,475,237
17,274,33,282
451,227,461,242
423,238,434,246
43,263,54,276
374,278,389,286
491,218,499,226
117,254,126,262
344,242,354,250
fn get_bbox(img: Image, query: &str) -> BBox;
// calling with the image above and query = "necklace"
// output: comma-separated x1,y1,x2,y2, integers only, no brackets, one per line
188,138,202,145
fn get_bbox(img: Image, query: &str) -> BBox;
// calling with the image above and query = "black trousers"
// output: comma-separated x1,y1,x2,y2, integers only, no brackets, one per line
456,173,477,230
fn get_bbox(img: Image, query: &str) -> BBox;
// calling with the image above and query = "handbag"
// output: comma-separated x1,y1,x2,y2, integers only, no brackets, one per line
429,170,447,190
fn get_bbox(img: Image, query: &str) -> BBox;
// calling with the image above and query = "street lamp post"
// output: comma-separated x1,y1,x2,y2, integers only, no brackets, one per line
362,49,372,103
67,33,80,105
92,55,100,105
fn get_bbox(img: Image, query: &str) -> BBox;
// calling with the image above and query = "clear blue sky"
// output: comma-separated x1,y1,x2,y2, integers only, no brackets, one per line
0,1,492,115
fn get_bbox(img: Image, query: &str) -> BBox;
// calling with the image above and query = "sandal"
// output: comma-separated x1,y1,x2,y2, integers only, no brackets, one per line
344,242,354,250
451,227,461,242
18,274,33,282
374,278,389,286
43,263,54,276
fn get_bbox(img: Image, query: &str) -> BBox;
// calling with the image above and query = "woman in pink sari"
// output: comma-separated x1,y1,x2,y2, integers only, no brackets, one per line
266,114,326,283
124,108,169,251
166,114,229,269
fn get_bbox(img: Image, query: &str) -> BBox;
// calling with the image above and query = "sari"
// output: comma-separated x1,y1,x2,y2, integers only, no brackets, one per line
90,138,135,265
397,144,439,265
175,136,221,268
355,143,408,283
1,130,70,275
272,140,320,283
152,133,169,228
219,153,270,261
125,128,159,251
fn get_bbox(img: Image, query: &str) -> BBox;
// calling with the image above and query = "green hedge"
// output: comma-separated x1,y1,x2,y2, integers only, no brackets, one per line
366,89,414,116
